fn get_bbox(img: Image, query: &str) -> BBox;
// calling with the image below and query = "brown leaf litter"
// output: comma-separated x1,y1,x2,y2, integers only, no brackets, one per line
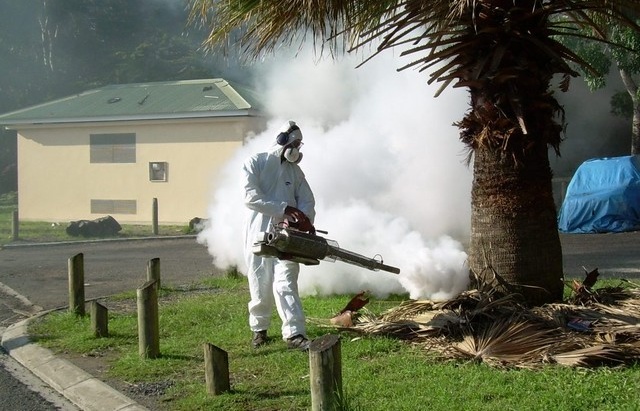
319,270,640,369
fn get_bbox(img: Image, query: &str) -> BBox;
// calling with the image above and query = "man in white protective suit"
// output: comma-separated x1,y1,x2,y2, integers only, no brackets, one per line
242,120,316,351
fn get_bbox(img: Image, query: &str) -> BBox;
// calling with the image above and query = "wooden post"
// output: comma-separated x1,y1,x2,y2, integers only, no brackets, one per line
309,334,343,411
137,280,159,359
11,209,18,241
152,197,159,235
68,253,85,316
203,343,231,395
91,301,109,338
147,257,161,290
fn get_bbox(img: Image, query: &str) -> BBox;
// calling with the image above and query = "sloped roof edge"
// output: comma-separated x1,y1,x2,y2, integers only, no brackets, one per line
2,109,260,129
0,78,263,127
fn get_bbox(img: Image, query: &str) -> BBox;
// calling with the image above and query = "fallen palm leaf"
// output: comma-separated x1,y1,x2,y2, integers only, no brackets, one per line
551,345,628,367
453,316,558,366
379,300,436,322
339,282,640,369
328,291,372,327
582,267,600,289
330,311,355,327
338,291,370,313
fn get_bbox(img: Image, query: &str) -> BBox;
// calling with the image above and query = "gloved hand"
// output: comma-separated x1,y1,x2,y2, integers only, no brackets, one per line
284,206,315,234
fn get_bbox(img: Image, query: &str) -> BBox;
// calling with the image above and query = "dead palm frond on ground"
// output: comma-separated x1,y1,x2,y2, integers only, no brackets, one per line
324,271,640,369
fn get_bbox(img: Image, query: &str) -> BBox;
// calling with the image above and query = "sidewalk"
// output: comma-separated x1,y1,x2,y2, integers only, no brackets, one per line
1,312,150,411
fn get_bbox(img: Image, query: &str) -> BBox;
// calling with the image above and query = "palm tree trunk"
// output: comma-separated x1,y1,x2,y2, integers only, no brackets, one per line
468,142,563,305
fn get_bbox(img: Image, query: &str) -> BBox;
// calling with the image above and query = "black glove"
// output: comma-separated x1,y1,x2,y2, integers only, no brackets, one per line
284,206,315,233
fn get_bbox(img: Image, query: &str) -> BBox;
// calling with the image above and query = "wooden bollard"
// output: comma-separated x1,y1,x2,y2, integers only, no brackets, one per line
11,209,18,241
91,301,108,338
203,343,230,395
68,253,85,316
152,197,159,235
137,280,159,359
309,334,343,411
147,258,161,290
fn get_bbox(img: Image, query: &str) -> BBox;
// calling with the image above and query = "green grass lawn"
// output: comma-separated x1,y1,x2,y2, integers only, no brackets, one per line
7,190,640,410
29,275,640,411
0,192,191,246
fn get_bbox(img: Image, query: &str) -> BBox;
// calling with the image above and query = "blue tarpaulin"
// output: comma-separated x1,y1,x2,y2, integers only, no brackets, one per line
558,155,640,233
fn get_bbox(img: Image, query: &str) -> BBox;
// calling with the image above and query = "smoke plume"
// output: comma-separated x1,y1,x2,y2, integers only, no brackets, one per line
198,48,472,300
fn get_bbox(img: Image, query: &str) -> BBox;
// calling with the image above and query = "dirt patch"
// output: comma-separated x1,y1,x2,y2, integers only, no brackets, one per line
59,349,173,411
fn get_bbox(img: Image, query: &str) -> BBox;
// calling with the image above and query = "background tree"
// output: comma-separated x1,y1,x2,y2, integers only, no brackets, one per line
188,0,640,305
0,0,250,195
561,14,640,154
0,0,51,194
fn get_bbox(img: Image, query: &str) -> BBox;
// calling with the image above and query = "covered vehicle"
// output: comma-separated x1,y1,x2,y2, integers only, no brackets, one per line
558,155,640,233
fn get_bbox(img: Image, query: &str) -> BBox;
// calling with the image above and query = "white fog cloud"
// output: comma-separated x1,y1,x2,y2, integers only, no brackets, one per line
198,47,473,301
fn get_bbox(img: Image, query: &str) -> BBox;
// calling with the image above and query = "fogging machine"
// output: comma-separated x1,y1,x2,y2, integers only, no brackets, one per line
252,226,400,274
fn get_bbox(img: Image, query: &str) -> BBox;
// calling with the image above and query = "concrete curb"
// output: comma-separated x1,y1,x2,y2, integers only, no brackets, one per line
1,315,150,411
1,234,197,249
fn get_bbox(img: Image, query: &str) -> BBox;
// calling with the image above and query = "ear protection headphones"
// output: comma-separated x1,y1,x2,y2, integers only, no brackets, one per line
277,124,301,146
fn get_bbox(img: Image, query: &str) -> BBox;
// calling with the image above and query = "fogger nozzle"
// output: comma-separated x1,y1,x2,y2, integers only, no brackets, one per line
252,227,400,274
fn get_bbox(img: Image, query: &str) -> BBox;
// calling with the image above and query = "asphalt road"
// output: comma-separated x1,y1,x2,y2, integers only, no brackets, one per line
1,232,639,312
0,236,220,411
0,348,80,411
0,237,220,311
559,231,640,280
0,232,639,410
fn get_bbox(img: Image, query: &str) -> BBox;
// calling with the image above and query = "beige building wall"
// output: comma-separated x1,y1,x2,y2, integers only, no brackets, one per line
17,117,263,224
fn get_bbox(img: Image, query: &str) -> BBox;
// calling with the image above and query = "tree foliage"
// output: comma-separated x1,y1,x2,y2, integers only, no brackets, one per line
0,0,244,194
188,0,640,305
558,11,640,153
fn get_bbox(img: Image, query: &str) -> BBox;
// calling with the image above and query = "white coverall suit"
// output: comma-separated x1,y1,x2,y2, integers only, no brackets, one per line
242,142,316,339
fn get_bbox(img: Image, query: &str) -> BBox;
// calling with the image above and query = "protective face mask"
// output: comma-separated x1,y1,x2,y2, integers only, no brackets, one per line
284,147,303,163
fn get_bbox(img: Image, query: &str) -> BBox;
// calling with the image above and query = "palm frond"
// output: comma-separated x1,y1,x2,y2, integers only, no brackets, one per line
334,282,640,369
453,317,559,366
189,0,640,91
551,345,630,367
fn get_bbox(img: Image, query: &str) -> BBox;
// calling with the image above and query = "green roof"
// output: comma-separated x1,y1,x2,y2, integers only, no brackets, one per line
0,78,262,126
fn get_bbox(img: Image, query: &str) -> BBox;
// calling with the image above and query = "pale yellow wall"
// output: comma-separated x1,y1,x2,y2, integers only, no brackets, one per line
16,117,264,224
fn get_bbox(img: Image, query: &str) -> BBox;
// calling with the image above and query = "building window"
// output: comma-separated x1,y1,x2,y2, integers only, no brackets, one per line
149,162,168,182
90,133,136,163
91,199,137,214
